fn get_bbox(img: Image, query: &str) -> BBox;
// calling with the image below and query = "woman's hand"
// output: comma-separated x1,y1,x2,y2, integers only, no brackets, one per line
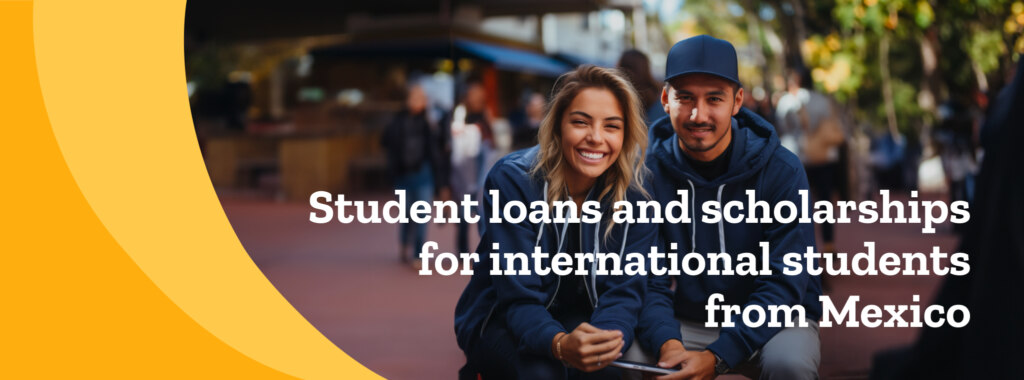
551,322,624,372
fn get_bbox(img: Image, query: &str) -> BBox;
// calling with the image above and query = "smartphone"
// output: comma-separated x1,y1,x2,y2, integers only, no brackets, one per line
609,360,678,375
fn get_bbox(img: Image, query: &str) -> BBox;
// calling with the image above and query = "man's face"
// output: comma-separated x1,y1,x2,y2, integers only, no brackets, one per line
526,93,545,120
662,73,743,162
465,83,486,112
406,85,427,114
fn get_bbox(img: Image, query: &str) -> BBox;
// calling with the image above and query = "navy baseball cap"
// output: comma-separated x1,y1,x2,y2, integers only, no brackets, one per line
665,35,741,87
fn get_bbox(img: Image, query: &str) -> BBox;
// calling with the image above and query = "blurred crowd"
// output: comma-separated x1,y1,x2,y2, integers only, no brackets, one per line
380,47,1003,272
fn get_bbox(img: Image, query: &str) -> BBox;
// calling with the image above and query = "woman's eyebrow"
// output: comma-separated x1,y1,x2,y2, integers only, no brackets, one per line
569,110,593,119
604,116,624,122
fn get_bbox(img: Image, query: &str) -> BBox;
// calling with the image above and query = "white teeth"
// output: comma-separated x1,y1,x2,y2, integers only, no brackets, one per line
579,151,604,160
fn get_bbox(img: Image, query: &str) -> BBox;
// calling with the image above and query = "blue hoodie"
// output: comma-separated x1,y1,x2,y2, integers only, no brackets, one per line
454,146,658,359
637,108,823,368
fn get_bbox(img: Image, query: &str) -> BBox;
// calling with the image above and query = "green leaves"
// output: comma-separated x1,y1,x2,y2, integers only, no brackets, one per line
663,0,1017,134
966,30,1008,75
914,1,934,28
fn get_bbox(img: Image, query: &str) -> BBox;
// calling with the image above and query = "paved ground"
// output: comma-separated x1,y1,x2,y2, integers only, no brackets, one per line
222,192,959,380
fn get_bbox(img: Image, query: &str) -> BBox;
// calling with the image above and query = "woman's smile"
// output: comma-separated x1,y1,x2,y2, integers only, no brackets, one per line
560,87,625,193
576,148,608,163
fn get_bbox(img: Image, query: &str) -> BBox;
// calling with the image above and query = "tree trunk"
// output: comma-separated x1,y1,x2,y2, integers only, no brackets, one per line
788,0,808,70
918,26,942,117
770,0,808,71
879,33,900,140
744,0,769,91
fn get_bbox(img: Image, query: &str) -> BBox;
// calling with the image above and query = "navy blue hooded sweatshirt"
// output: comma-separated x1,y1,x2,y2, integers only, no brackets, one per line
637,108,823,368
454,146,658,359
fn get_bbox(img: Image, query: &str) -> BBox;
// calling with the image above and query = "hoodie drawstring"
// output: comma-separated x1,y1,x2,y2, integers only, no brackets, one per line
589,222,630,308
687,180,696,253
590,222,600,306
619,223,630,261
544,182,571,309
538,181,631,310
536,181,569,251
687,181,728,254
535,182,548,246
716,184,726,254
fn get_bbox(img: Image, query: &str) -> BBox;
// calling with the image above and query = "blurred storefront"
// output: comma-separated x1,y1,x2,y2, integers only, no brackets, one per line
186,0,662,201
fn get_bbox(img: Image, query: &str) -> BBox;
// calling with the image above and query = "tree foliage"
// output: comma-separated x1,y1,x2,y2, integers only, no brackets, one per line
667,0,1021,136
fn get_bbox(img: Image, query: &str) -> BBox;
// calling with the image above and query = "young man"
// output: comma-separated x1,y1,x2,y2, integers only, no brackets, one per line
629,35,822,380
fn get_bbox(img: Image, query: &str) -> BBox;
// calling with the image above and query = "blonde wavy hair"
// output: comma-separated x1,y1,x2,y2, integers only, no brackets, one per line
530,65,650,236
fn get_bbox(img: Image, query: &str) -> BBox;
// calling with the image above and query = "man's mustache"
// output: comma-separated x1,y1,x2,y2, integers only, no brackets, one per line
683,122,715,130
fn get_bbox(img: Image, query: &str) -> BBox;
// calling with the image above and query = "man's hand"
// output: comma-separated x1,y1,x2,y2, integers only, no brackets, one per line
640,340,686,380
654,342,717,380
551,322,624,372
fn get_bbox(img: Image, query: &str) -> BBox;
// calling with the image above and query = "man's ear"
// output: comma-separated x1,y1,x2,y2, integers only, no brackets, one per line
661,85,671,114
732,87,744,116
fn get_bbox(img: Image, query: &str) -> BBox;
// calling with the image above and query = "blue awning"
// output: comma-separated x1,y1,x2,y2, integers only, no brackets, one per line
454,40,571,77
312,38,572,77
550,51,614,68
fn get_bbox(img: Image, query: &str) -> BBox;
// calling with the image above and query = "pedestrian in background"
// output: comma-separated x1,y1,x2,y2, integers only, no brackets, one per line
776,68,845,255
617,49,667,124
442,79,494,256
510,91,546,150
381,83,441,266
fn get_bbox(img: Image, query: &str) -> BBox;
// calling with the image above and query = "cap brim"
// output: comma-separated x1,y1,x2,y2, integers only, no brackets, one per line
664,70,741,87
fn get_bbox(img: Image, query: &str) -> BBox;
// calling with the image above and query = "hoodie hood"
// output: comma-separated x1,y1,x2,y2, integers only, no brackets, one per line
454,145,656,357
641,107,822,367
649,107,780,187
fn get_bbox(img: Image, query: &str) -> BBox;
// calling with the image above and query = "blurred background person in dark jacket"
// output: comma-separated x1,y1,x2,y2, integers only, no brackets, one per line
510,91,546,151
617,49,667,124
381,82,442,266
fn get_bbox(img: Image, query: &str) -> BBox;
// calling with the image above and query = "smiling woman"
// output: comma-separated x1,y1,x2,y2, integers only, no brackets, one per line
454,65,657,380
560,88,626,202
532,66,650,230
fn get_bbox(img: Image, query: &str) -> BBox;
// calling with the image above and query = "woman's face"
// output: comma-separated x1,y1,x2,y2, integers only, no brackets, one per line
559,87,625,193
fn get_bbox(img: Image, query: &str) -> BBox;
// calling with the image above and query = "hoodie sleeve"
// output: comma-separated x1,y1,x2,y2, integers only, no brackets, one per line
706,160,817,368
482,162,566,358
588,215,659,355
635,237,683,355
630,178,683,355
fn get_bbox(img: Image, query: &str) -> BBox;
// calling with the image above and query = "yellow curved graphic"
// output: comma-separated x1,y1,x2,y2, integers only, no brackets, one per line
0,1,379,378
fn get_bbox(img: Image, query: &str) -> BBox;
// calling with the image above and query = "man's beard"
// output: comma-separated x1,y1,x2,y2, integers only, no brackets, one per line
680,122,720,153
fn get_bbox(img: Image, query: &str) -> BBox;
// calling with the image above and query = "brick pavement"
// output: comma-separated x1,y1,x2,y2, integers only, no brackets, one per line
222,193,959,379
